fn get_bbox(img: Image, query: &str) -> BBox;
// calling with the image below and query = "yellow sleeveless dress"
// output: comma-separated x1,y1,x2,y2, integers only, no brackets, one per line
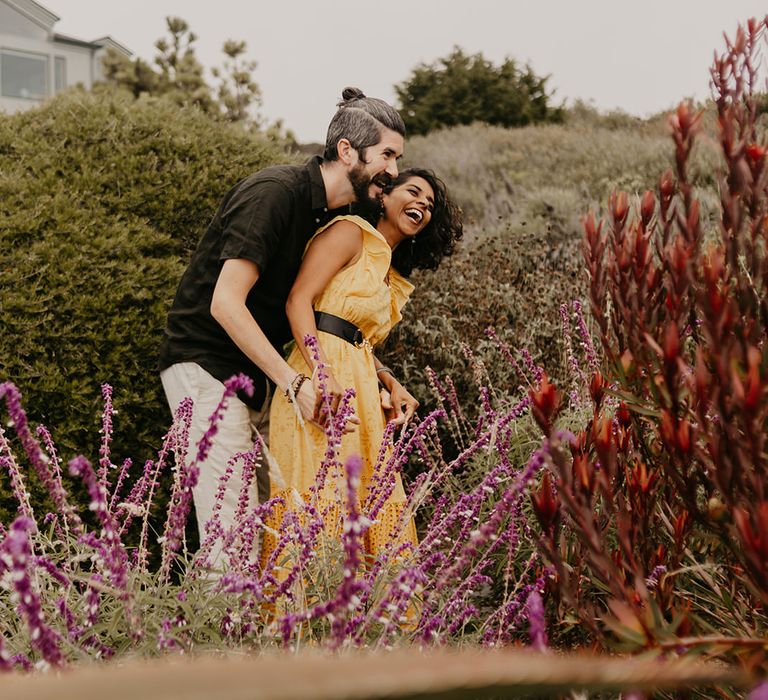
263,215,418,568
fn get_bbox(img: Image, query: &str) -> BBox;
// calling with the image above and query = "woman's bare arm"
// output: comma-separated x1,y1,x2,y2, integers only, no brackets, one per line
285,219,363,419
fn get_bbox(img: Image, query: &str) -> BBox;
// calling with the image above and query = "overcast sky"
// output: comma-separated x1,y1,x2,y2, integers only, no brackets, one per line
45,0,768,142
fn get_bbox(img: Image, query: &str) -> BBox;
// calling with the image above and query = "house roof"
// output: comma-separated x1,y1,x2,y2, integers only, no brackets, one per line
3,0,59,31
4,0,133,57
52,32,101,50
91,36,133,57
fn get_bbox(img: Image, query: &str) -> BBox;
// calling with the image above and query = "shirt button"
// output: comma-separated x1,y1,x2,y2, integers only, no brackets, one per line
323,207,328,212
315,217,320,223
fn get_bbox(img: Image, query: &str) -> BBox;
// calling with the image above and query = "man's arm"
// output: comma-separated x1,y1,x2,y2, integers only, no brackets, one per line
210,258,316,419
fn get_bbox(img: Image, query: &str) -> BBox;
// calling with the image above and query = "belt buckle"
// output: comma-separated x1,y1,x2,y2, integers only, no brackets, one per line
353,331,371,352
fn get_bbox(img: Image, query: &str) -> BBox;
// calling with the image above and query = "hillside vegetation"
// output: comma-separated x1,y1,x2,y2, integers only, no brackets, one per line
0,87,720,514
381,107,722,400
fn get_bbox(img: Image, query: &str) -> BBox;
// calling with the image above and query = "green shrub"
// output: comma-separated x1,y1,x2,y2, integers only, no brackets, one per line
380,216,585,416
0,87,286,521
395,47,564,136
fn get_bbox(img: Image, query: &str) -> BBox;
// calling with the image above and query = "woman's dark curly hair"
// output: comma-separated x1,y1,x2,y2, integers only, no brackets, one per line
380,168,463,277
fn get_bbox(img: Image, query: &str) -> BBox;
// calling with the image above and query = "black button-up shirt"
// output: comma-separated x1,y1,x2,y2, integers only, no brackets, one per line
159,156,341,408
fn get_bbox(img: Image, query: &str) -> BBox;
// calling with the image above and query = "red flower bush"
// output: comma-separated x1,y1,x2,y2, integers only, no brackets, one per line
532,17,768,666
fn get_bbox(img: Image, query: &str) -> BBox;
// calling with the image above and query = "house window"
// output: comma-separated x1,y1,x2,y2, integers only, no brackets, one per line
54,56,66,92
1,49,49,100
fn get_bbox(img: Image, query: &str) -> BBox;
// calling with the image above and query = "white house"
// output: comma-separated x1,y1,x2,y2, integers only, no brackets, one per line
0,0,131,113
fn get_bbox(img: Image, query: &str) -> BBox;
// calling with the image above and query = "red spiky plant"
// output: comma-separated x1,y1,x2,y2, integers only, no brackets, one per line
531,17,768,672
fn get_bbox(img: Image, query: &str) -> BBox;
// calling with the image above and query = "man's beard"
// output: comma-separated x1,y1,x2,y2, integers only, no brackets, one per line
348,162,385,220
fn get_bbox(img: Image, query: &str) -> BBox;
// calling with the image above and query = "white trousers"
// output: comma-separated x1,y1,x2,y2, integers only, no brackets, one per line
160,362,271,564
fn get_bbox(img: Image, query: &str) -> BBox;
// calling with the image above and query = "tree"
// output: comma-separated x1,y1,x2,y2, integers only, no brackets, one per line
211,40,262,123
102,17,261,124
395,46,564,136
152,17,215,114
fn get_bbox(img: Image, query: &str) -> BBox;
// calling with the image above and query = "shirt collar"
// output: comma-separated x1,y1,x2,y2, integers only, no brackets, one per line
307,155,328,212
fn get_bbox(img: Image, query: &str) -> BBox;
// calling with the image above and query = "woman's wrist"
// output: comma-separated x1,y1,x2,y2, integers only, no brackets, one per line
376,365,398,390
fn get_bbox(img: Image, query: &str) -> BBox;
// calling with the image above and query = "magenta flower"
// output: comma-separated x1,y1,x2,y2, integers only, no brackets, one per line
97,383,115,487
0,518,64,667
526,589,548,652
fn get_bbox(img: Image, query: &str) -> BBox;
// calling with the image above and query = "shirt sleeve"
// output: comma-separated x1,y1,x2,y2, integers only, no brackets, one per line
219,178,292,275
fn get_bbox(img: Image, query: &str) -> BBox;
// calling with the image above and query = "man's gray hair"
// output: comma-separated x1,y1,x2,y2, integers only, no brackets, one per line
323,87,405,162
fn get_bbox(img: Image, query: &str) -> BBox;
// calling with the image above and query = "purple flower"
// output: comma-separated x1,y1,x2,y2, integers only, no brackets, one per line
69,456,129,592
97,384,115,487
0,383,48,519
645,565,667,590
276,456,370,646
572,299,599,372
108,458,132,512
0,518,64,667
526,589,548,652
0,443,34,520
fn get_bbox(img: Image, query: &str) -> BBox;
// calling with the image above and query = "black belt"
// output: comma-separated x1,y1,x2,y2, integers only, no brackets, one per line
315,311,365,346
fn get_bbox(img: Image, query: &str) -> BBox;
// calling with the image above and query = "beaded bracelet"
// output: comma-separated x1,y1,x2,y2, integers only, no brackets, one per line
285,373,309,403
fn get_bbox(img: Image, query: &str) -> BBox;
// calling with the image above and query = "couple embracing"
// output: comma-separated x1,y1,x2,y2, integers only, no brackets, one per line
159,88,463,569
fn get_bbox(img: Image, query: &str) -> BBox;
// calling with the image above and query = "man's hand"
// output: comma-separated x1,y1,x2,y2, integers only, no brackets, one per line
382,382,419,427
293,377,319,425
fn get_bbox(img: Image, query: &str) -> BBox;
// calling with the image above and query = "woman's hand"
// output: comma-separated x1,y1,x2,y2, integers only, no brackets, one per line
382,382,419,427
312,369,343,420
312,370,360,433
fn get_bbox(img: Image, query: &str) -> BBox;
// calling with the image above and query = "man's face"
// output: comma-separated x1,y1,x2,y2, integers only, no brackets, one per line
347,127,404,210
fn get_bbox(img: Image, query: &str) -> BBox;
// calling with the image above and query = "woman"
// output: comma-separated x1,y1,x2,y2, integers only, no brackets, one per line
262,168,463,569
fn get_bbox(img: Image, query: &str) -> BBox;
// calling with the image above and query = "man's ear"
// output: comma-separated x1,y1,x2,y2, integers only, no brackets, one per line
336,138,357,166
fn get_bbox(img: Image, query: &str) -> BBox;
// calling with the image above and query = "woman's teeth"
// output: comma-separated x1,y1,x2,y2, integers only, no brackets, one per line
405,208,423,223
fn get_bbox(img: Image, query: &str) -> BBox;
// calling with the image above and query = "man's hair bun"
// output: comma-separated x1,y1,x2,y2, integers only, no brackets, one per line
341,87,366,102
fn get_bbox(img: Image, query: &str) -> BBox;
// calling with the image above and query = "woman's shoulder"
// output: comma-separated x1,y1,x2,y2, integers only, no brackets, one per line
308,215,390,269
305,216,364,254
315,214,366,237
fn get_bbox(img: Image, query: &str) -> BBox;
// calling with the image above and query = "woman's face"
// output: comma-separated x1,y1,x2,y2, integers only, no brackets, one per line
381,176,435,237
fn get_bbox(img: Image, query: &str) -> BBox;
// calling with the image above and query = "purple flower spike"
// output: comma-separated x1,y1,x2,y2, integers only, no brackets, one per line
193,373,253,468
526,589,548,652
572,299,599,372
97,384,114,487
0,517,65,667
68,456,129,592
749,681,768,700
275,455,370,647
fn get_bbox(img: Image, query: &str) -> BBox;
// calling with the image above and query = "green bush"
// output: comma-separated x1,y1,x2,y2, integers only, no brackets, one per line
395,47,564,136
380,217,585,415
0,86,286,521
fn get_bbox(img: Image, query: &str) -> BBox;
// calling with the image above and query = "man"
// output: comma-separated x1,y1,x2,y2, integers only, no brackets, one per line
159,88,405,561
